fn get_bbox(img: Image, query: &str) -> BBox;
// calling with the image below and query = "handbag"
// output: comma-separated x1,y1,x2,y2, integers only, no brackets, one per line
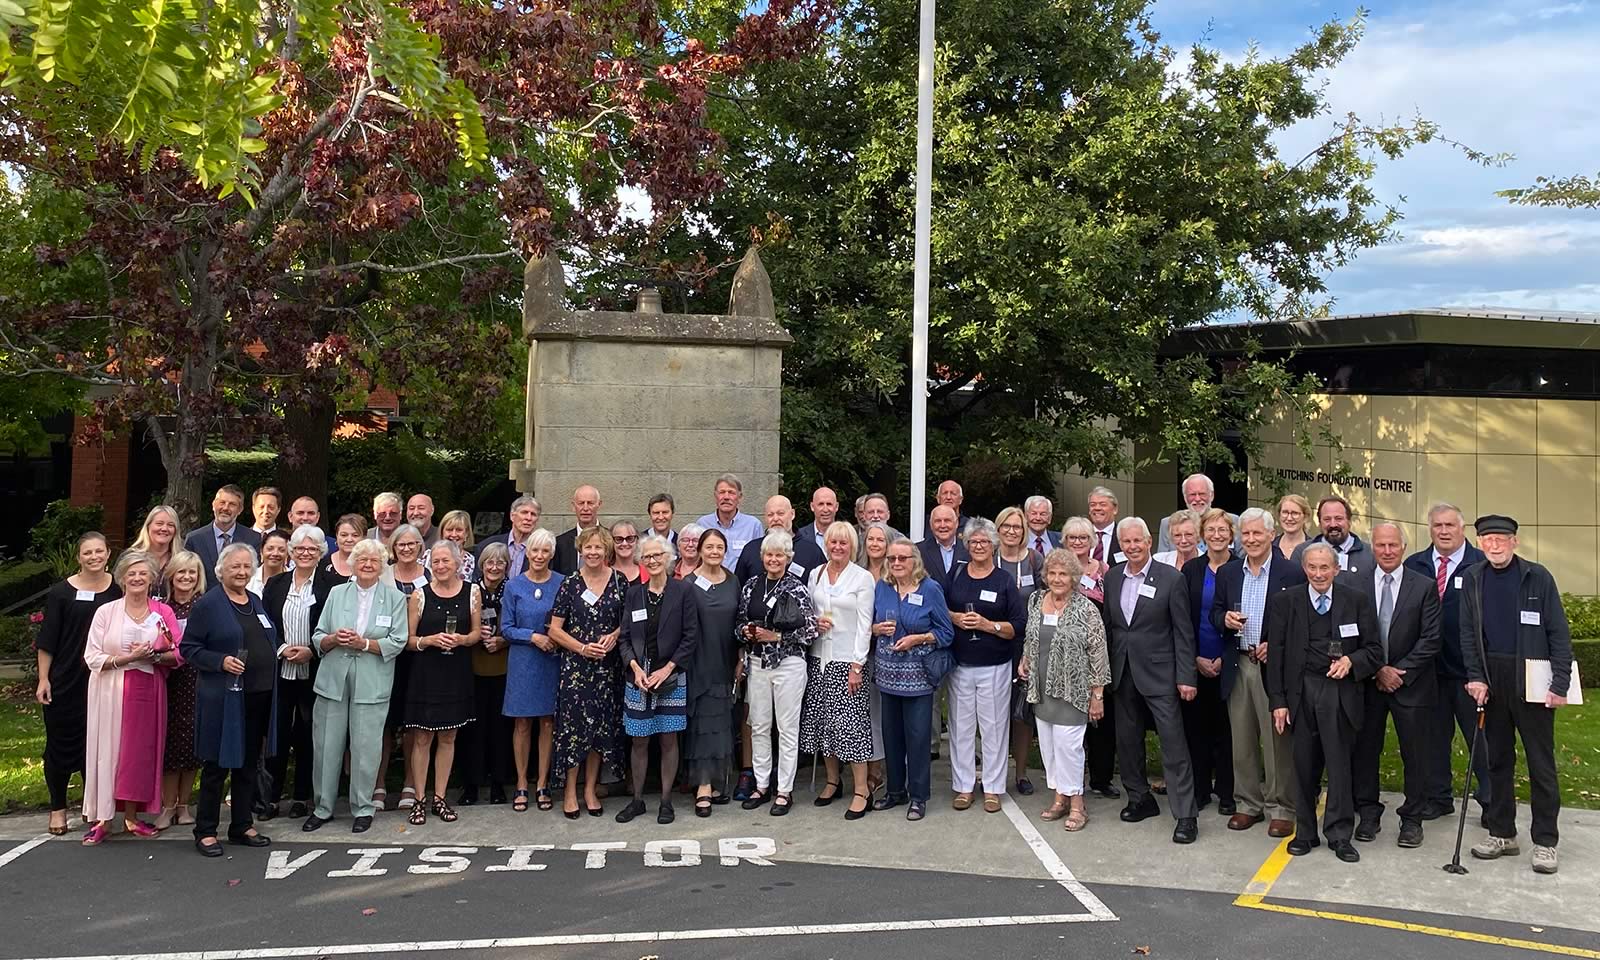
921,646,954,687
767,589,806,633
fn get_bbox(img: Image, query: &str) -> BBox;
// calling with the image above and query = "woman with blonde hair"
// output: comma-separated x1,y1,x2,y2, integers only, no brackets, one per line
859,522,891,581
1153,510,1202,569
1274,494,1313,560
439,509,478,581
156,550,206,828
803,522,877,819
994,505,1044,797
130,505,182,598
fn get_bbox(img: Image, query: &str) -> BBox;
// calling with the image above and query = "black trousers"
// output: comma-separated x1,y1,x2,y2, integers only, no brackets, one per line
1352,687,1430,824
1086,684,1116,789
267,677,315,804
1426,671,1491,809
1292,673,1357,844
1483,654,1561,847
459,674,514,788
1114,681,1196,818
194,691,272,840
1180,673,1233,806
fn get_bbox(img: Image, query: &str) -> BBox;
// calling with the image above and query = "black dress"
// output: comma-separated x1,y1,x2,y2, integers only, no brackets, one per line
163,597,201,770
685,574,739,783
385,570,429,729
36,579,121,807
404,583,477,731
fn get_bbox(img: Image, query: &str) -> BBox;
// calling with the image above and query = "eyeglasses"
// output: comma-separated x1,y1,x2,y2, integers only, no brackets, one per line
641,553,667,562
1065,534,1091,542
997,523,1023,531
615,535,638,544
889,555,913,562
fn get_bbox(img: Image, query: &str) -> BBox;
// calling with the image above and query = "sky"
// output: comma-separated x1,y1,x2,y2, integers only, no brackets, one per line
1146,0,1600,315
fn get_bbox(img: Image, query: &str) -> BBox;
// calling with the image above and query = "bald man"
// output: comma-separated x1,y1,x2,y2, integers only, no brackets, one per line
553,485,601,575
734,495,826,585
797,486,839,552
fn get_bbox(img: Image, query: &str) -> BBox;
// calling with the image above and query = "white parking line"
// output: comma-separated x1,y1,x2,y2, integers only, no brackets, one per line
0,835,51,871
999,794,1118,921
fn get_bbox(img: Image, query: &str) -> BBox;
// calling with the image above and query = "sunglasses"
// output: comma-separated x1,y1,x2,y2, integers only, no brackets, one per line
615,535,638,544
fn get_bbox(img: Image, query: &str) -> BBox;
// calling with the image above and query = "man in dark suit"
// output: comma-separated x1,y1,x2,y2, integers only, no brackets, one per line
1267,542,1384,863
1347,522,1442,848
795,486,839,554
477,494,543,579
1102,517,1199,844
551,486,599,575
185,484,262,589
916,505,969,593
1212,508,1307,836
1405,501,1489,820
734,495,825,584
1023,495,1061,556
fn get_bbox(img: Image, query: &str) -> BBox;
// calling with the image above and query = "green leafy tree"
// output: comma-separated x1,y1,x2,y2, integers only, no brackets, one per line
1499,174,1600,209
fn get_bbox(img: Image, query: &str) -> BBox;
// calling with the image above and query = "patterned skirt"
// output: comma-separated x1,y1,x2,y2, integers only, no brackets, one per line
799,657,874,763
623,673,688,737
163,663,199,770
550,651,623,787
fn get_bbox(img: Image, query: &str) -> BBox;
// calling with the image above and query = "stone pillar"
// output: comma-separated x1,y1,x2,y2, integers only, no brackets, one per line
510,247,792,532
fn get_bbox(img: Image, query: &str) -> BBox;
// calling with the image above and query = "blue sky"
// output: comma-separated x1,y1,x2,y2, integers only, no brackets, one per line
1147,0,1599,315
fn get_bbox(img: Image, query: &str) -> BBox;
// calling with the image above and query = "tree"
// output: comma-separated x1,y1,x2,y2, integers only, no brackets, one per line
1499,174,1600,209
654,0,1467,505
0,0,831,523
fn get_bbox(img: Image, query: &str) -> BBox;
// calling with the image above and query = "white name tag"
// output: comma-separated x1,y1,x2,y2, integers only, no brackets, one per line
1019,575,1034,587
1339,623,1359,638
1042,613,1059,626
788,561,804,576
695,576,712,592
1079,575,1096,590
309,595,317,607
1138,584,1157,599
631,608,648,622
1521,610,1542,626
257,613,274,629
412,577,428,589
582,589,600,606
1337,554,1349,570
765,595,777,609
1113,552,1127,563
731,539,749,552
979,589,998,603
376,615,392,629
74,589,95,602
908,593,924,606
1454,576,1463,590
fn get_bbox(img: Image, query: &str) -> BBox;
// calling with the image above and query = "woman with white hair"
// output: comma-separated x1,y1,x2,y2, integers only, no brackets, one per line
303,538,408,834
130,505,182,598
736,529,818,816
403,540,481,825
156,550,205,828
503,528,563,812
802,522,877,819
259,526,334,820
81,550,183,845
1154,510,1202,570
672,523,704,580
458,541,514,806
179,542,278,856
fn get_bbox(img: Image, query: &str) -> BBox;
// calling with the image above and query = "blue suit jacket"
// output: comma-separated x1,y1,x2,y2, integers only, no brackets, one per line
184,523,263,590
916,537,969,594
1405,542,1484,679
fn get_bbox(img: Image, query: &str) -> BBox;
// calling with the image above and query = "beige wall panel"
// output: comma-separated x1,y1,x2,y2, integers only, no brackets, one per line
1477,456,1539,528
1366,449,1420,525
1419,397,1477,454
1536,455,1599,527
1322,394,1374,451
1418,453,1477,525
1478,398,1538,455
1370,395,1419,452
1538,399,1598,457
1540,526,1599,596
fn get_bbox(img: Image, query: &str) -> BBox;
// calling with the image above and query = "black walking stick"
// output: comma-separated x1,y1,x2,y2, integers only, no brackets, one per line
1443,706,1486,875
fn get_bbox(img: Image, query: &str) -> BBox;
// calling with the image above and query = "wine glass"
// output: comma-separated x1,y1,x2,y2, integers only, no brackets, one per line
443,612,458,655
229,647,248,692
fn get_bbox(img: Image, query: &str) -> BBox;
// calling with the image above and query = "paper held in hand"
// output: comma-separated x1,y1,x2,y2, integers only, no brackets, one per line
1524,659,1584,705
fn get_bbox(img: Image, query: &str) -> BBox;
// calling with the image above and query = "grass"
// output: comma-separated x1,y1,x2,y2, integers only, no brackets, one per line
0,693,49,813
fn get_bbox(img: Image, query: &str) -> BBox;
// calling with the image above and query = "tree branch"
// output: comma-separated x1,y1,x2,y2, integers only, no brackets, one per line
286,249,519,278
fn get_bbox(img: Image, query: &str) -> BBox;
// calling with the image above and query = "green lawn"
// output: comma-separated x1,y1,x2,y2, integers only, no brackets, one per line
0,696,49,813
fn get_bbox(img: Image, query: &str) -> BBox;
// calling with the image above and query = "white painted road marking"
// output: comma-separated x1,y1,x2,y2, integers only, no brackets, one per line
999,794,1118,921
0,835,50,871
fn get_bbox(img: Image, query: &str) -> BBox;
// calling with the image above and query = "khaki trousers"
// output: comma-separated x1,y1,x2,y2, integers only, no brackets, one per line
1228,657,1295,821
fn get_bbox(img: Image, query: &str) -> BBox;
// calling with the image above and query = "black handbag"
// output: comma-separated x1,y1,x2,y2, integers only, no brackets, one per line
766,585,807,634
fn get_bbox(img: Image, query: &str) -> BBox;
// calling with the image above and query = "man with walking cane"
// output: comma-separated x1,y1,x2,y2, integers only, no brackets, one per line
1459,515,1571,875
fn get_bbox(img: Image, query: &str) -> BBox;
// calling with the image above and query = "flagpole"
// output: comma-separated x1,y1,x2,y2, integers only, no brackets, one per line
908,0,934,542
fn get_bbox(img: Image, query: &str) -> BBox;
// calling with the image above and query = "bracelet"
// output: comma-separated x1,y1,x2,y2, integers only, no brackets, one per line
364,638,372,653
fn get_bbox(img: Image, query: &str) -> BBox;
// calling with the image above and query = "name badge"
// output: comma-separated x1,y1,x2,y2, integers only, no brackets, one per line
309,595,317,607
979,589,998,603
582,589,600,606
412,576,428,589
731,539,749,552
1079,575,1096,590
1113,552,1127,563
74,589,95,602
788,561,805,576
376,615,392,629
1453,576,1463,590
766,595,778,609
257,613,274,629
1337,554,1349,570
695,576,713,592
908,593,924,606
1042,613,1059,626
631,608,648,623
1138,584,1157,599
1019,575,1034,587
1521,610,1542,626
1338,623,1359,638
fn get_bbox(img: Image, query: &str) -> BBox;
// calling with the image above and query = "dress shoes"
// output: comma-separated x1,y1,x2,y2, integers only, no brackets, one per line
1217,800,1237,816
1267,819,1295,838
1091,783,1121,799
1397,821,1424,848
1330,840,1361,863
873,793,907,811
1120,797,1160,823
1418,802,1450,821
352,816,373,834
195,837,225,858
301,815,329,832
1286,835,1320,856
1172,817,1198,844
1354,819,1380,842
229,831,271,847
615,799,647,823
288,802,308,819
1228,812,1264,831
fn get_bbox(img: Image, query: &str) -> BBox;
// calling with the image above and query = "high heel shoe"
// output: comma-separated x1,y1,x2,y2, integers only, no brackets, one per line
844,792,871,821
153,806,176,830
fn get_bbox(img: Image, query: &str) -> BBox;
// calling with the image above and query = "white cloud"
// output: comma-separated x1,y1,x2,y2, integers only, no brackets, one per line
1392,222,1600,264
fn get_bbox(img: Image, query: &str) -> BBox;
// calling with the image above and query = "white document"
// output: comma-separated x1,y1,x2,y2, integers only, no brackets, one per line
1524,660,1584,704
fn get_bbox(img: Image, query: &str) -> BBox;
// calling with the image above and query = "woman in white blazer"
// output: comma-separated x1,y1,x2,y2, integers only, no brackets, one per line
800,522,879,820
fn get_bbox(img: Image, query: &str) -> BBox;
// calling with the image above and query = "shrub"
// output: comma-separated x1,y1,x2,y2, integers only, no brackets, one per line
0,614,32,659
26,500,104,561
0,562,52,613
1565,594,1600,640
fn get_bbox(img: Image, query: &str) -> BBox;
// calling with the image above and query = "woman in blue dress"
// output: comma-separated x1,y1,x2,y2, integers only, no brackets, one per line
501,528,563,812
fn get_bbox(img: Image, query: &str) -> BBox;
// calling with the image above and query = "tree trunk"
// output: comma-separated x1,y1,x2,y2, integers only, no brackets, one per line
278,394,336,514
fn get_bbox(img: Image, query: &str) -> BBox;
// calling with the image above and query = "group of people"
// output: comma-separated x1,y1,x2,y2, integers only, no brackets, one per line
32,473,1570,875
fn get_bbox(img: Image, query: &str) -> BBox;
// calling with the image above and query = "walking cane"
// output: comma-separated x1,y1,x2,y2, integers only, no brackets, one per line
1443,706,1486,875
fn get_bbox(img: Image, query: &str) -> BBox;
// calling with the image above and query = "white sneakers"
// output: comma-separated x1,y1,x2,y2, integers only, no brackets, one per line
1532,845,1559,874
1470,835,1559,874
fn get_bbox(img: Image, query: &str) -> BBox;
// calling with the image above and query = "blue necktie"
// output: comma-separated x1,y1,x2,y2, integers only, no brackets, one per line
1315,593,1329,616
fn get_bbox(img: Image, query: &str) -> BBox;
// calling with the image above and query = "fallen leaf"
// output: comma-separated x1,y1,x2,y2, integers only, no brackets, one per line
361,908,377,917
226,879,241,888
1532,927,1545,933
1133,948,1151,956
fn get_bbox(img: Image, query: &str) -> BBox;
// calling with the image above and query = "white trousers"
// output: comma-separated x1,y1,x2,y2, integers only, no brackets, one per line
949,663,1011,794
748,656,807,793
1035,718,1087,796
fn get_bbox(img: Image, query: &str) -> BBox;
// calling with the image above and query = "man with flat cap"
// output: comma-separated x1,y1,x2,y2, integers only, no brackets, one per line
1460,514,1571,876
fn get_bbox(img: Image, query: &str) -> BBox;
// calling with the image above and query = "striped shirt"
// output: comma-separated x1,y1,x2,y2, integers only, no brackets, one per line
1240,557,1271,650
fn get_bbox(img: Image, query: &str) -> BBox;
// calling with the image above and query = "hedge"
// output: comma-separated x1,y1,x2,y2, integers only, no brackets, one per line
0,561,52,613
0,614,29,660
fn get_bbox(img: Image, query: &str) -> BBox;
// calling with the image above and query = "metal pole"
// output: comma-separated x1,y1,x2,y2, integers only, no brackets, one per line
908,0,935,542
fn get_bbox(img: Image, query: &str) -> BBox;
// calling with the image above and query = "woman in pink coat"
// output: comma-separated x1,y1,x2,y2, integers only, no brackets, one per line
82,550,183,845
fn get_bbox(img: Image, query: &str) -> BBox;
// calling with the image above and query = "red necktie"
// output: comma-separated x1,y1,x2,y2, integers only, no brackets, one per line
1034,535,1045,554
1436,555,1450,599
1093,531,1105,563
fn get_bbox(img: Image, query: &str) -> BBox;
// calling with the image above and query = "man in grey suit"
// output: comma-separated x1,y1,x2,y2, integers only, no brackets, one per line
1346,522,1441,849
1158,473,1240,553
184,484,262,589
1102,517,1200,844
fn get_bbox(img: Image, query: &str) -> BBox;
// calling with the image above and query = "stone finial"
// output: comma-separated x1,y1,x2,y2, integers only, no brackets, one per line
727,245,776,320
523,249,567,340
636,287,663,314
